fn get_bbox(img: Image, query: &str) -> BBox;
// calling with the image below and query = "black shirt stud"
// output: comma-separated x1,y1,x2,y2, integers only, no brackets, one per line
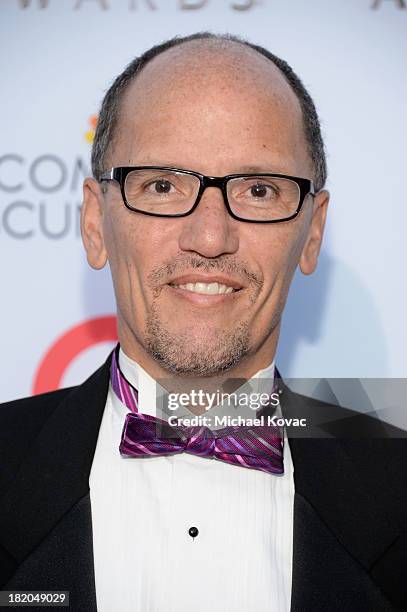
188,526,199,539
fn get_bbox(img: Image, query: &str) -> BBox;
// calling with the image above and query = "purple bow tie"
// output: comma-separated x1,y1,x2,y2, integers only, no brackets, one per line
120,411,284,475
111,344,284,476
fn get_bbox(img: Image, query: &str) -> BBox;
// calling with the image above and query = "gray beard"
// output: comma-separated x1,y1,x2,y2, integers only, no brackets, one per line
145,305,250,376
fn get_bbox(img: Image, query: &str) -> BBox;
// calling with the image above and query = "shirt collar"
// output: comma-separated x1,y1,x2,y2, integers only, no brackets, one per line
111,346,276,423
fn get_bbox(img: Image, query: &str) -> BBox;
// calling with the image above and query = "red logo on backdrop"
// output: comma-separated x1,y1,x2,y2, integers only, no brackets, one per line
33,316,118,394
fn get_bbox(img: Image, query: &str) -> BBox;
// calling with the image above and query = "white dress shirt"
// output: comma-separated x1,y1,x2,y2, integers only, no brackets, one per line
89,348,295,612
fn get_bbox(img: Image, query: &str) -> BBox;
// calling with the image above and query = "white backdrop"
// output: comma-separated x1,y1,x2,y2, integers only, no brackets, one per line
1,0,406,402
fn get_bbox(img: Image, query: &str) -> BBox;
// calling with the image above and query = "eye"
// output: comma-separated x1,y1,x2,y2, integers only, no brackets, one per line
245,182,279,199
146,179,175,194
250,183,270,198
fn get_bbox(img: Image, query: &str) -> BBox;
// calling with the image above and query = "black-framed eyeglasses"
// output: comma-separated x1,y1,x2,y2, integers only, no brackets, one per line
99,166,316,223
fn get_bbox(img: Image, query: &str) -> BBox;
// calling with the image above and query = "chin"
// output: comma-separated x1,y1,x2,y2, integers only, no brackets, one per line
145,324,250,377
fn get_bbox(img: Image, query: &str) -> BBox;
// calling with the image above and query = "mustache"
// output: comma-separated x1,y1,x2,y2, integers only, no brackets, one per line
148,255,263,290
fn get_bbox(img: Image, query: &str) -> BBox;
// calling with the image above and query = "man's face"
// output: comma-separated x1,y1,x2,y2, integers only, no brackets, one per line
82,42,329,378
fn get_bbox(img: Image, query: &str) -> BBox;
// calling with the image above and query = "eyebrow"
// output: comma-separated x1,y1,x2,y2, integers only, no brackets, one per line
131,160,290,174
237,164,282,174
131,162,286,175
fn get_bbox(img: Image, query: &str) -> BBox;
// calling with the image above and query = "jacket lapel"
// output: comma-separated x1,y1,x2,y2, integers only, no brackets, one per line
0,350,113,604
290,491,396,611
279,380,402,610
4,493,97,611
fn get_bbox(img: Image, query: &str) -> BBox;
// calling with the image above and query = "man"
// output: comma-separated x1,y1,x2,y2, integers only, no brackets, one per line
0,32,406,612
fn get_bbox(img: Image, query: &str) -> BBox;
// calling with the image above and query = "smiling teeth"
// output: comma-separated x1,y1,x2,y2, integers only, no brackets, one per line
172,282,235,295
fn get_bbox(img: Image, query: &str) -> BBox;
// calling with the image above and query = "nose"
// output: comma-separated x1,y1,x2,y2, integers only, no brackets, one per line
178,186,239,258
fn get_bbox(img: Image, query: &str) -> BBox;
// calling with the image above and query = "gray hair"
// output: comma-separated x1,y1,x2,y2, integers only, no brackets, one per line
91,32,327,191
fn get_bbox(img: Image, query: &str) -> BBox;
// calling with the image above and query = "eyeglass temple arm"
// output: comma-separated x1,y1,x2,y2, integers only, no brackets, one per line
99,170,117,182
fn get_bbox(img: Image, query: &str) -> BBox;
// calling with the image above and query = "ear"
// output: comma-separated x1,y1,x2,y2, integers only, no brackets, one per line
80,177,108,270
299,189,330,275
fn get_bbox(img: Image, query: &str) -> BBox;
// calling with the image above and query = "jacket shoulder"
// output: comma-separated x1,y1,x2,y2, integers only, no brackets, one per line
0,387,77,495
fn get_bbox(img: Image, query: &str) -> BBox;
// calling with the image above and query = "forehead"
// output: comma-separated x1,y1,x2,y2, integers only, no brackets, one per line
115,41,307,173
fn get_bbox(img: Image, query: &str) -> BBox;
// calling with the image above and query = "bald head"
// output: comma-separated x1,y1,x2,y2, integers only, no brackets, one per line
111,38,309,181
127,37,300,105
92,32,327,190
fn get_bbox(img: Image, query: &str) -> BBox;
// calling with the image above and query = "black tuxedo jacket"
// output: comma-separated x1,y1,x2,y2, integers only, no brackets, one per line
0,350,406,611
